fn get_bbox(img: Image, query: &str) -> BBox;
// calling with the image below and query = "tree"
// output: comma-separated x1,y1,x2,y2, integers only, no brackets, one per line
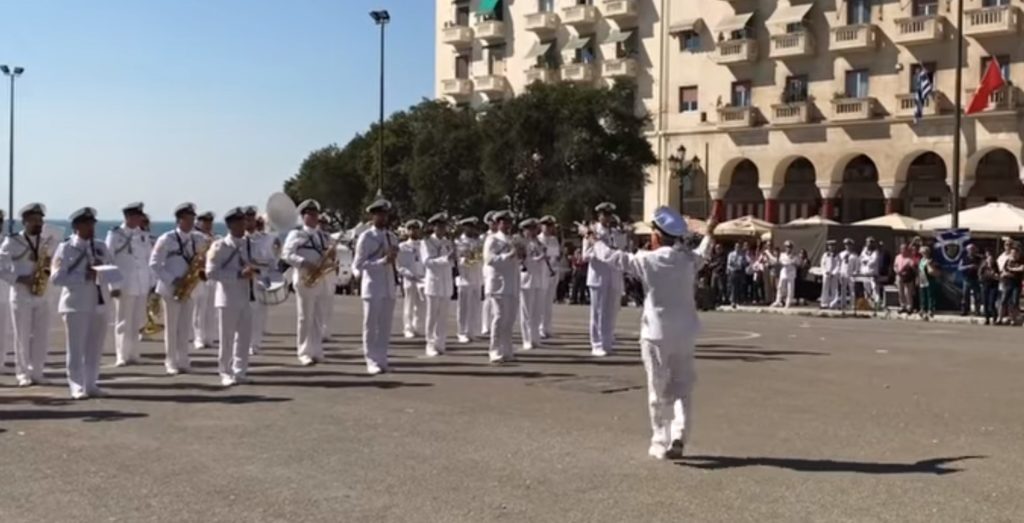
284,140,368,228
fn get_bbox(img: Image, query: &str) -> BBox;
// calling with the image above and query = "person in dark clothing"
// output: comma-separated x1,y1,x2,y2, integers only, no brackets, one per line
980,251,1000,325
708,243,727,307
727,242,750,308
958,243,983,316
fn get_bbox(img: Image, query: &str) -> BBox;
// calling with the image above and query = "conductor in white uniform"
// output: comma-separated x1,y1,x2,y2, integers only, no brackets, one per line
421,212,455,357
583,202,623,357
483,211,522,364
282,199,333,366
354,198,400,375
106,202,152,366
206,207,257,387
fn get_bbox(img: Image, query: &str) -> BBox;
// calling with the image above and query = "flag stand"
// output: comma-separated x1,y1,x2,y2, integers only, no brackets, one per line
951,0,964,229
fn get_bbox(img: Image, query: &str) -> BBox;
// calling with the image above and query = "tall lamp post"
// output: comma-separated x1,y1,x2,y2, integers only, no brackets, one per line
1,65,24,235
369,10,390,197
668,145,703,216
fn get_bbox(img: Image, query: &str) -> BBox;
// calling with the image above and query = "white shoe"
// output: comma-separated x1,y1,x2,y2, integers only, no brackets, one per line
403,331,415,339
114,359,128,368
457,335,471,344
521,344,535,351
648,444,669,460
220,375,237,387
425,348,440,358
71,391,89,401
592,348,609,358
166,367,180,376
367,363,385,376
298,356,315,367
249,347,259,356
16,377,33,387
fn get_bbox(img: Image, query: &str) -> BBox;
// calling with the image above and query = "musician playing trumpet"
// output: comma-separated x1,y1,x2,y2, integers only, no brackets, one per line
483,210,521,364
206,207,258,387
105,202,152,367
282,199,332,366
518,218,548,351
243,207,277,356
354,198,399,375
454,216,483,344
421,212,455,357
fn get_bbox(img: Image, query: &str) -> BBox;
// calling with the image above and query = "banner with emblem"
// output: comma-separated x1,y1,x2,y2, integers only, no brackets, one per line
934,228,970,271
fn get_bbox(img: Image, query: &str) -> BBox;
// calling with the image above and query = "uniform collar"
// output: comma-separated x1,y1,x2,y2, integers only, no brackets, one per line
120,223,138,232
69,234,93,248
302,225,318,234
175,227,192,236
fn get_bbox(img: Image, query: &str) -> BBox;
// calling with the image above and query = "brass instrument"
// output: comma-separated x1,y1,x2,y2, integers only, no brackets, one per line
141,293,164,337
29,251,52,297
173,243,209,302
461,241,484,267
303,237,340,287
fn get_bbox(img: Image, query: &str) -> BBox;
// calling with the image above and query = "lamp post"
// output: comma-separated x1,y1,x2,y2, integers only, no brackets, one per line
668,145,702,215
1,65,24,235
369,10,391,197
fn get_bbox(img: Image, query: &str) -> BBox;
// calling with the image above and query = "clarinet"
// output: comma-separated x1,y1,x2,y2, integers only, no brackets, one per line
89,239,105,306
384,229,401,286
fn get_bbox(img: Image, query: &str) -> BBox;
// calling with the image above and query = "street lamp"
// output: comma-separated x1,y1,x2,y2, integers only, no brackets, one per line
1,65,24,235
668,145,703,214
369,10,390,197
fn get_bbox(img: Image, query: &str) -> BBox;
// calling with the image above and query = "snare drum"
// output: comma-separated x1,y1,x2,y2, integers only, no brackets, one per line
256,273,290,306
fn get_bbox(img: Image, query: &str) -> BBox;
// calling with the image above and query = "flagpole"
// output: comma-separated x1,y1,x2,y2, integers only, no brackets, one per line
951,0,964,229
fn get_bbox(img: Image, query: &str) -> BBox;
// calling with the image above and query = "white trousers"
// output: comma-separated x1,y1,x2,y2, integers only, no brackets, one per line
487,295,516,362
163,297,195,372
320,284,335,342
481,292,492,335
831,276,855,310
0,299,12,369
63,309,109,398
218,305,252,379
641,339,696,451
820,274,838,307
456,285,481,339
588,285,619,354
402,284,425,336
295,282,329,361
540,282,557,338
425,295,450,354
362,297,395,371
249,300,266,352
863,278,879,305
519,287,545,349
193,282,217,347
774,276,795,308
12,297,52,382
114,294,146,363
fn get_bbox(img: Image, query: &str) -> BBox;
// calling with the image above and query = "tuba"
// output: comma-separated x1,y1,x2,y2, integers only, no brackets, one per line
174,243,209,302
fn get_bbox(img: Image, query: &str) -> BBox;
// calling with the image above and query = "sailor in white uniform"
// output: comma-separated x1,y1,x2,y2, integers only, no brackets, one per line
50,207,114,400
105,202,152,366
244,208,278,356
396,220,426,339
0,211,14,373
518,218,548,351
480,211,498,337
771,240,799,309
282,199,333,366
483,211,522,363
833,238,860,310
150,202,209,375
582,202,623,357
593,207,715,459
354,198,399,375
860,236,880,306
537,215,561,339
317,217,338,344
454,216,483,343
421,212,455,357
192,211,219,349
206,207,257,387
0,203,59,387
819,240,840,308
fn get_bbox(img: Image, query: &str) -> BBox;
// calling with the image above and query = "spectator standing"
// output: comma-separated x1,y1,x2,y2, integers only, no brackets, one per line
998,244,1023,325
751,247,767,305
979,251,1000,325
894,243,918,315
958,243,983,316
771,241,799,308
860,237,880,307
727,242,749,308
708,243,727,308
996,237,1014,320
836,239,860,310
796,248,811,305
918,246,940,320
820,240,840,308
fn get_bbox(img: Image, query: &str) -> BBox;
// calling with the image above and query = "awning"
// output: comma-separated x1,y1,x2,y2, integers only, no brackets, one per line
478,0,501,15
603,30,633,44
716,12,755,33
563,36,592,51
524,41,552,59
669,18,702,34
766,4,812,26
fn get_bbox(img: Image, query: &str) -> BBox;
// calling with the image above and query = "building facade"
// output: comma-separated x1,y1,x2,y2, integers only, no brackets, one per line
435,0,1024,224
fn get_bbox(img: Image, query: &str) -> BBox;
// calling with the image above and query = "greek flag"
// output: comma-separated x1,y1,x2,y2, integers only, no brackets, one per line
914,69,934,123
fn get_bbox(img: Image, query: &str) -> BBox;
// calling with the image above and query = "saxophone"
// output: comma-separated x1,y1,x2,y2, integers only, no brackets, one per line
173,243,209,301
141,293,164,337
303,237,339,287
29,237,53,297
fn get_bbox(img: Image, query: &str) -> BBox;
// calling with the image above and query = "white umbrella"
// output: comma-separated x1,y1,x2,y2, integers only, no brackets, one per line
787,215,838,226
715,215,774,237
916,202,1024,233
853,213,921,231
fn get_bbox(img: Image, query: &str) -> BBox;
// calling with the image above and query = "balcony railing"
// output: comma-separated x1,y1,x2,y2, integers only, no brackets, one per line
525,67,558,85
771,102,812,125
712,39,758,65
601,57,638,79
769,32,814,59
441,78,473,98
964,86,1019,113
561,63,597,83
474,20,506,43
602,0,637,25
895,93,941,118
830,97,878,122
964,6,1021,37
562,4,600,31
524,11,560,36
474,75,508,96
441,24,474,47
892,15,945,45
718,106,757,128
830,24,879,53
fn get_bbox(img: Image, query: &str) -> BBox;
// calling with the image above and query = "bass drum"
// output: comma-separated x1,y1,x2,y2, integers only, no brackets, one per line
256,273,291,306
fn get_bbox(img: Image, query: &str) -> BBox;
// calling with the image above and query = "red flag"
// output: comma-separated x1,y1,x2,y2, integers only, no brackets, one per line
966,59,1007,115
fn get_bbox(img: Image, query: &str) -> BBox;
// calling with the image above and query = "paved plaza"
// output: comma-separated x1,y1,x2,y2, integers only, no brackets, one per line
1,296,1022,522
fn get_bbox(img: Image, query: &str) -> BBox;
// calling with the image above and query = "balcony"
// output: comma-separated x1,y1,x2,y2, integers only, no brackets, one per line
712,39,758,65
441,24,474,47
769,32,814,59
717,106,757,129
474,75,507,97
892,15,946,46
965,86,1020,113
525,67,559,85
474,20,506,43
562,4,600,32
830,97,879,122
524,11,560,37
441,78,473,98
771,102,812,125
830,24,879,53
561,63,597,83
895,93,941,118
602,0,637,26
601,57,638,79
964,6,1021,38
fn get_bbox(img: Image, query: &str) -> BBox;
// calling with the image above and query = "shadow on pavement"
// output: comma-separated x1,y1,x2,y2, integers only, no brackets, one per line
98,393,293,405
0,409,149,424
679,455,985,475
250,380,432,390
697,347,828,357
391,368,575,379
102,382,226,392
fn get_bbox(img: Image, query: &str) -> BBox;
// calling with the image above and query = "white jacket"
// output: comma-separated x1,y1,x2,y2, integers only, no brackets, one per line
520,236,548,290
50,235,113,314
0,232,60,302
354,226,398,299
420,235,454,297
454,235,483,287
205,234,256,308
149,228,209,299
483,231,520,296
397,239,425,289
583,223,622,290
821,252,840,276
778,251,799,280
860,248,879,278
105,224,152,296
839,249,860,278
282,226,331,287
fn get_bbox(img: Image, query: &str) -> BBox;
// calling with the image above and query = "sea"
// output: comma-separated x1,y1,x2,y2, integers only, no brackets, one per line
13,220,228,238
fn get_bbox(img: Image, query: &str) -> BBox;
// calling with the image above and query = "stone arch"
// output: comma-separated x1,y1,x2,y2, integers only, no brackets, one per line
899,151,950,220
776,157,821,222
966,147,1024,208
836,154,885,223
722,159,765,219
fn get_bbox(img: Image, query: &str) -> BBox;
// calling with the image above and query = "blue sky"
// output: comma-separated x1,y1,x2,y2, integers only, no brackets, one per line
0,0,434,220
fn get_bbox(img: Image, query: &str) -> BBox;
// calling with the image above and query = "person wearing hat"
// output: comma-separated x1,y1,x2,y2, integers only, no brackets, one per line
397,219,426,339
589,206,716,459
353,198,400,374
819,240,840,309
242,206,279,355
518,218,548,351
150,202,210,375
834,238,860,310
104,202,153,366
205,207,259,387
480,211,500,337
483,210,522,363
454,216,483,343
0,210,11,372
421,212,455,357
0,203,59,386
50,207,114,399
192,211,219,350
582,201,624,357
771,240,800,309
537,215,561,339
860,236,881,309
282,199,333,366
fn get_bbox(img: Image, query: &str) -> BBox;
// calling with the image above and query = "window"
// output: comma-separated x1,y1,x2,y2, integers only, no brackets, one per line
913,0,939,16
785,22,804,34
845,69,870,98
910,62,936,92
538,0,554,12
541,41,561,69
576,0,592,5
455,54,470,79
731,81,752,107
783,75,808,103
679,31,701,52
847,0,871,25
615,33,639,59
982,0,1009,6
576,43,596,64
454,1,470,26
679,86,698,112
487,45,506,76
982,55,1011,81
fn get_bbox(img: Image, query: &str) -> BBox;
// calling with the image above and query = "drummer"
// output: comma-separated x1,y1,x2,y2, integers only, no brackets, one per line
243,206,280,356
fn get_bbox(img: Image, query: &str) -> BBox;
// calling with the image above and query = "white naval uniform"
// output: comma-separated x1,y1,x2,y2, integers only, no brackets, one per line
192,232,219,349
773,251,798,308
354,226,399,373
0,278,10,371
519,236,548,350
0,232,59,384
537,232,560,338
50,235,113,398
860,248,880,304
282,226,333,364
484,231,520,362
105,224,152,364
454,234,483,341
596,236,711,456
421,235,454,356
583,224,623,356
397,238,425,338
150,228,208,373
820,252,840,308
318,236,342,343
481,229,496,336
834,249,860,310
206,234,256,382
245,231,278,355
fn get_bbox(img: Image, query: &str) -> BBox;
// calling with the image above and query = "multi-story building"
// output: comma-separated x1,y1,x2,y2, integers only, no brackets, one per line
435,0,1024,224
